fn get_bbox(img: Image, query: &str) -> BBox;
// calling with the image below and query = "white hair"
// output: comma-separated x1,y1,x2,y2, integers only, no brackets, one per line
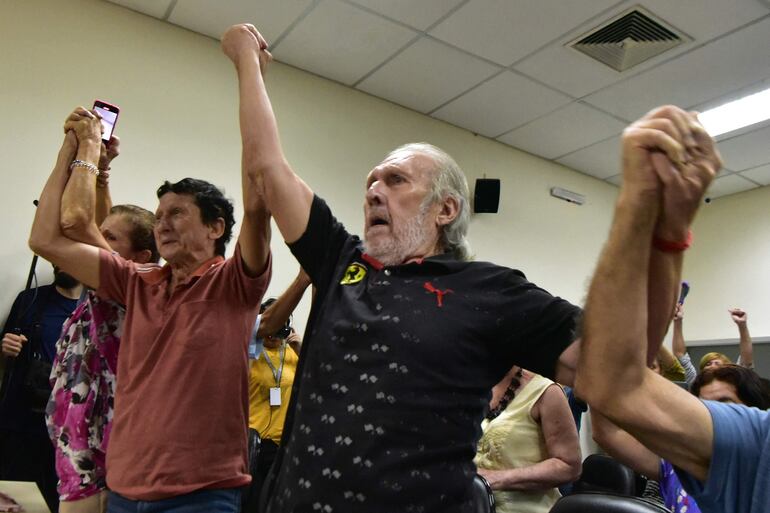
385,143,472,261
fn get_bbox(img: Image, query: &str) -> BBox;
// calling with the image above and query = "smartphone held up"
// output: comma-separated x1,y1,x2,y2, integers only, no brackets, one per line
93,100,120,144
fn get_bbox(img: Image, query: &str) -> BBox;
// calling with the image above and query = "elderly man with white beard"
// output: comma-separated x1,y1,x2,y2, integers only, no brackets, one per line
221,23,591,513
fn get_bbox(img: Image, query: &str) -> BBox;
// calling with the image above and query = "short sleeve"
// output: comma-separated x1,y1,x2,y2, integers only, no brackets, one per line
676,401,770,513
496,272,581,380
96,249,134,305
288,195,352,294
222,243,272,306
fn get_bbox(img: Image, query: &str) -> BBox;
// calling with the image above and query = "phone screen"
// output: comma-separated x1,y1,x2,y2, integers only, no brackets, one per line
93,102,119,143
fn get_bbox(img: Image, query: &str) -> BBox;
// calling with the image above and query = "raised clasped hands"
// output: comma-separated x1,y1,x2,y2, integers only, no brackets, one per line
621,105,723,241
63,107,103,146
221,23,273,75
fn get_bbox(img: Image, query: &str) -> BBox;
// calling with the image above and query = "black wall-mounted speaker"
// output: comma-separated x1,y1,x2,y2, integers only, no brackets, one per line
473,178,500,213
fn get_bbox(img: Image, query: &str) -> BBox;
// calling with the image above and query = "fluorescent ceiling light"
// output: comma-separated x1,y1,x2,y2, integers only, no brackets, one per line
699,86,770,137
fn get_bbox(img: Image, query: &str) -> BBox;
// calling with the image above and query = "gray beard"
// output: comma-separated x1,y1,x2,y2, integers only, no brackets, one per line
363,209,430,266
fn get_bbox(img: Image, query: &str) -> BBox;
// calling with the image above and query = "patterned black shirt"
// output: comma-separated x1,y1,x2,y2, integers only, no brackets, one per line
266,196,580,513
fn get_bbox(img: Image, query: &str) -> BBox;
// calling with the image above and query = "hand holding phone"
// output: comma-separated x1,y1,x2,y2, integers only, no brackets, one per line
93,100,120,144
678,281,690,305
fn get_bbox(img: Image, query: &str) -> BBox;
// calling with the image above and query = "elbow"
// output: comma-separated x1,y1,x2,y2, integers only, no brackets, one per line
574,369,618,415
28,231,53,259
244,160,290,185
60,207,92,237
566,458,582,484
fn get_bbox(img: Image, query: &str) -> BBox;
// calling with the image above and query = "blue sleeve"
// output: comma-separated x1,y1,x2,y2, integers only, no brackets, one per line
676,401,770,513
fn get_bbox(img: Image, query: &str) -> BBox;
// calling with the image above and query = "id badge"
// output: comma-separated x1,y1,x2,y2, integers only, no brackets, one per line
270,387,282,406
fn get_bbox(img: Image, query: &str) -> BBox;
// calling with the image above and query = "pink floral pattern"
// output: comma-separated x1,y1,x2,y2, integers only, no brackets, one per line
46,292,124,501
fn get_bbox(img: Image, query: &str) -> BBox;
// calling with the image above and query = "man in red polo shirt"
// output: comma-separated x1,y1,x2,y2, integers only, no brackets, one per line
29,98,272,510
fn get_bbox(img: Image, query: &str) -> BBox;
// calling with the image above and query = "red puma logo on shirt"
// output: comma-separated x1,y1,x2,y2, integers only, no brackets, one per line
423,282,453,307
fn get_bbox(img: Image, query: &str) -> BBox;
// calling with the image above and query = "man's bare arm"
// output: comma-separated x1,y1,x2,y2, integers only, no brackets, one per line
60,136,119,252
730,308,753,368
29,119,102,289
575,106,721,482
222,23,314,249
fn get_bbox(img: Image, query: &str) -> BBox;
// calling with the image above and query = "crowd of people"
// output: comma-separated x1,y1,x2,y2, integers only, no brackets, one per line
0,21,767,513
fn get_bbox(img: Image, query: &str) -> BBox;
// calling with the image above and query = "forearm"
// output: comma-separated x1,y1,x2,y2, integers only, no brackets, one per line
591,410,661,479
60,139,101,234
235,53,312,243
481,458,579,491
672,320,686,357
29,135,102,289
95,185,113,227
30,138,78,254
258,271,311,337
738,324,753,366
646,249,683,364
237,54,289,191
576,192,657,407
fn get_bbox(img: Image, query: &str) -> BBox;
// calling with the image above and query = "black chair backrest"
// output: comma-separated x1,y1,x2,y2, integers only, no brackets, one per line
469,474,496,513
550,493,670,513
573,454,645,496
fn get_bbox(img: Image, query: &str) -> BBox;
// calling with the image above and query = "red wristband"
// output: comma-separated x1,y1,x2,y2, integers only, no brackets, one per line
652,230,693,252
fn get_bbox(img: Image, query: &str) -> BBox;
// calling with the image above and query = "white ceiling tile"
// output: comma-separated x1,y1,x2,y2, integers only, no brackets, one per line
514,44,629,100
429,0,617,66
347,0,464,30
717,125,770,171
605,174,623,186
516,1,769,99
556,136,622,180
168,0,313,43
499,102,626,159
431,71,572,138
641,0,769,41
356,37,499,113
584,16,770,121
271,0,418,85
740,163,770,186
107,0,172,18
705,174,758,199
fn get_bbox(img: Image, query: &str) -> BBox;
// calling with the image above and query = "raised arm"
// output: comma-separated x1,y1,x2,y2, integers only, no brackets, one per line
257,267,311,338
729,308,753,368
222,23,314,248
29,109,104,289
575,106,721,482
658,346,686,382
94,137,118,226
590,410,661,479
478,384,581,491
672,303,686,357
60,136,120,251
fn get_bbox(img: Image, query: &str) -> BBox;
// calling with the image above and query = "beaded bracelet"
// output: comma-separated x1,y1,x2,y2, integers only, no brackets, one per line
70,159,100,176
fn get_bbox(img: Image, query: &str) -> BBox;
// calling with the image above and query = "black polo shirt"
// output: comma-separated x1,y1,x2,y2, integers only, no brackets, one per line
267,195,580,513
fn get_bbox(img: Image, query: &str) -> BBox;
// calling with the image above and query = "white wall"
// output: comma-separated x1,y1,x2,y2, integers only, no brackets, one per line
684,185,770,343
3,0,764,344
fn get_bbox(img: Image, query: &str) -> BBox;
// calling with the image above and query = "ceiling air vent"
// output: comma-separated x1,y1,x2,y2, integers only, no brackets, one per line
568,7,689,72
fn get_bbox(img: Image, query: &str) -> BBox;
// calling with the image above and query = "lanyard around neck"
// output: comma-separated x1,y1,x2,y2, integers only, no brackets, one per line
261,343,286,386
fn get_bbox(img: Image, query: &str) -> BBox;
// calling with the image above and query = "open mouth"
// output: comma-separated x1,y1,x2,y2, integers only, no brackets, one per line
371,217,388,227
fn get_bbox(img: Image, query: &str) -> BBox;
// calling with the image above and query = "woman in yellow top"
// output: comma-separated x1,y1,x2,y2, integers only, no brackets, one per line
243,269,310,513
475,366,582,513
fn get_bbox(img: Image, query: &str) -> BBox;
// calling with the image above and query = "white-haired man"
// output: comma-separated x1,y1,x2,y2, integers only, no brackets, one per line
222,24,584,513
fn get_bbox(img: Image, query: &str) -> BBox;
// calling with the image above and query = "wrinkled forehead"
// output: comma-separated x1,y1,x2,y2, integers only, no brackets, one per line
155,192,196,213
367,149,437,181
